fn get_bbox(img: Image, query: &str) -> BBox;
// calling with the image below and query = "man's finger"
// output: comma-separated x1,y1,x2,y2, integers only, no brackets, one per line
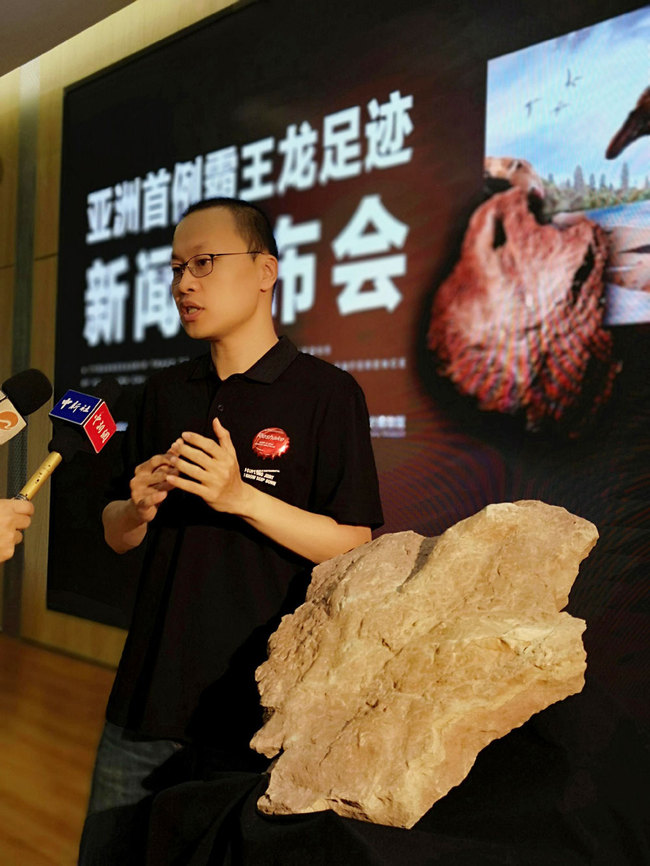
171,455,208,483
12,500,34,517
172,441,217,471
151,467,178,488
212,417,236,454
135,454,175,475
13,513,32,531
177,431,221,457
165,474,206,500
135,490,167,510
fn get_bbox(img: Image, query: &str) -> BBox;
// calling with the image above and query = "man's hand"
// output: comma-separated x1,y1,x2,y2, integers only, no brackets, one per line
103,453,179,554
166,418,250,514
129,453,178,524
166,418,371,563
0,499,34,563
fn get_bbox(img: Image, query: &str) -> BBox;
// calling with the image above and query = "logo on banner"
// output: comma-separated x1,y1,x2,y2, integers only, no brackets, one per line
252,427,290,459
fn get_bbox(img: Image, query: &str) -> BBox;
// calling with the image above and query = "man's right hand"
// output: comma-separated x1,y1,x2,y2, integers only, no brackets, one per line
129,453,178,524
103,453,179,553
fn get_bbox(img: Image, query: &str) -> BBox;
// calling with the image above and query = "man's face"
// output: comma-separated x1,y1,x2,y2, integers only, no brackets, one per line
171,207,275,343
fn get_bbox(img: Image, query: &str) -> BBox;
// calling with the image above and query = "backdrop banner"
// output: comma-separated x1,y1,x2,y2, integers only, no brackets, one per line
50,0,649,736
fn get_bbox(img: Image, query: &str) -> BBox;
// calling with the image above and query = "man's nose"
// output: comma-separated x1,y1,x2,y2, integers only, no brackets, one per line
175,266,197,293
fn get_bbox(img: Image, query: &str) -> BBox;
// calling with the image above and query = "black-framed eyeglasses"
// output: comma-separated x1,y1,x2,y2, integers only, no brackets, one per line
170,252,261,286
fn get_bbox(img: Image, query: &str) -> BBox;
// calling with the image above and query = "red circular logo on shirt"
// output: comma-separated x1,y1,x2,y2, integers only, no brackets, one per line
252,427,290,459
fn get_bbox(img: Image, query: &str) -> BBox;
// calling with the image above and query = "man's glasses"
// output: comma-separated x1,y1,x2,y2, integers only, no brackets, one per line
170,252,261,287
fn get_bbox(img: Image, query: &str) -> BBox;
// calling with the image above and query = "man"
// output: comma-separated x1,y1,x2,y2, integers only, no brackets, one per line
80,198,382,860
0,498,33,562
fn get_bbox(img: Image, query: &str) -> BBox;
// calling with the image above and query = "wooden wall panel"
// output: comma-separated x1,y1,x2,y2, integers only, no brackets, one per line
33,90,61,262
0,71,20,267
0,265,15,409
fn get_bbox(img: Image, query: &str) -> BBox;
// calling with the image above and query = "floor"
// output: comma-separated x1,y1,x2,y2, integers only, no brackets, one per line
0,634,114,865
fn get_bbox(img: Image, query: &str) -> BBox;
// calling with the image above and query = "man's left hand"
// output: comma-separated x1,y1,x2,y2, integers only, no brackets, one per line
166,417,251,515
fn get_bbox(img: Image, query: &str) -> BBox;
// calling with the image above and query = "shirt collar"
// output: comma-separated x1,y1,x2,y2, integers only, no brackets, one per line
187,336,298,384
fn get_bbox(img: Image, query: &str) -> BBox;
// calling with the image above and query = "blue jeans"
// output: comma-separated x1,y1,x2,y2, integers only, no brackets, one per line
79,721,187,865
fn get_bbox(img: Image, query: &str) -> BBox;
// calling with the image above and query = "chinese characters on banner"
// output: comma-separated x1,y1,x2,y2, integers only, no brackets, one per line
80,90,414,440
84,97,411,307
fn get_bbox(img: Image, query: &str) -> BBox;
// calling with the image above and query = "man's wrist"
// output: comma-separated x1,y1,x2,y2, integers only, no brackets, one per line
228,480,261,520
124,498,146,527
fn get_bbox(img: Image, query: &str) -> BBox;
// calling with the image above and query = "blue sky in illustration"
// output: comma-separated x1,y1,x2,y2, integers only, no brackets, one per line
485,6,650,188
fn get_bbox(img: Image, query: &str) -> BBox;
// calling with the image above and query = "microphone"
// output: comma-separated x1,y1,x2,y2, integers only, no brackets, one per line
15,378,120,501
0,369,53,445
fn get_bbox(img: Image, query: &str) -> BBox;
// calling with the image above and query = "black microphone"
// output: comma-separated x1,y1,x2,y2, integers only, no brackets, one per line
15,378,121,501
0,369,53,445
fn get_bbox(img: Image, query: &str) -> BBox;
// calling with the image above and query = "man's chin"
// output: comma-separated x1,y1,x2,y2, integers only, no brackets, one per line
181,322,219,343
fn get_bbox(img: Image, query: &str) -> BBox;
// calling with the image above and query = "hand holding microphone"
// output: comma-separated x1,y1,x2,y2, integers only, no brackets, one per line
0,368,52,560
0,370,119,558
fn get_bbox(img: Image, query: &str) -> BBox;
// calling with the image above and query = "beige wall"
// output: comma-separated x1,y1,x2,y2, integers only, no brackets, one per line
0,0,237,665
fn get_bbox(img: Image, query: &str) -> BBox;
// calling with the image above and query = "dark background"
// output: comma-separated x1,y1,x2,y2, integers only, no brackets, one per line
50,0,649,738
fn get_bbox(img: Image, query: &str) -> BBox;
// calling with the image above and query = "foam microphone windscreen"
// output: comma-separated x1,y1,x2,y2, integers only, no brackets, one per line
2,368,52,416
49,425,91,463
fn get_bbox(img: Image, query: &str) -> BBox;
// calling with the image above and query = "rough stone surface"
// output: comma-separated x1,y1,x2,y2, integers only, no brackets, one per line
251,501,597,829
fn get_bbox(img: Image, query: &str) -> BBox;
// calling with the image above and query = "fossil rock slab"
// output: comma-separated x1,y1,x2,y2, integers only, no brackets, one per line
251,501,597,829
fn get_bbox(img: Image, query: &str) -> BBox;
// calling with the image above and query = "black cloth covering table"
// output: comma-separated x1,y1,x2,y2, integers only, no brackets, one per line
142,679,649,865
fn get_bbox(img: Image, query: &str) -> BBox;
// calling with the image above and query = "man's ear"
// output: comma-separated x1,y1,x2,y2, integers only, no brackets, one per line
259,254,278,292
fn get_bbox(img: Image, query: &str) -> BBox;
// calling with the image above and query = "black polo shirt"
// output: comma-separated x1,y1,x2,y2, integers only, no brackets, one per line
106,337,383,752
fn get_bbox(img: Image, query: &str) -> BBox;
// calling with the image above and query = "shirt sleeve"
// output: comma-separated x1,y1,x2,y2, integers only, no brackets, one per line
309,372,383,529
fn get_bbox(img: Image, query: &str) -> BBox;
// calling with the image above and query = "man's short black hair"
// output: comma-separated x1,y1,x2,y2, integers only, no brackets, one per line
182,197,279,259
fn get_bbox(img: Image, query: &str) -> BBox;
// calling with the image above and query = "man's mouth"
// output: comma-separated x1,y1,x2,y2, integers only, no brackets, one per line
180,303,203,321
